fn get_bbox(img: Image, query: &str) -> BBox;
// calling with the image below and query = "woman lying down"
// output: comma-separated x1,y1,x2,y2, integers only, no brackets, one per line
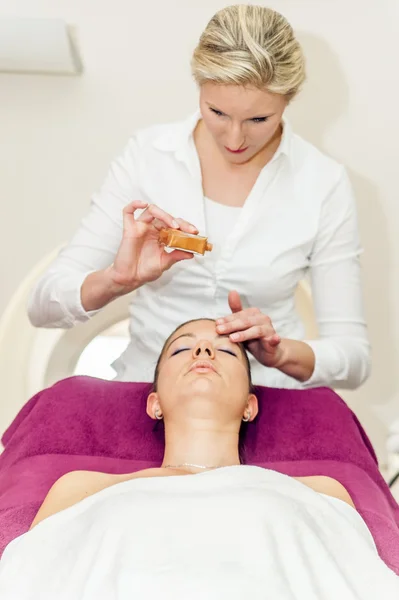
0,319,398,599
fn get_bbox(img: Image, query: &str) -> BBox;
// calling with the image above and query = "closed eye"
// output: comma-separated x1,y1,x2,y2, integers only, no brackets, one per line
218,348,237,357
171,347,237,357
171,347,190,356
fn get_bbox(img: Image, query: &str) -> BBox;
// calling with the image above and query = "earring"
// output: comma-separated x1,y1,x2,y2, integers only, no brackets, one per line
242,413,250,423
155,409,163,420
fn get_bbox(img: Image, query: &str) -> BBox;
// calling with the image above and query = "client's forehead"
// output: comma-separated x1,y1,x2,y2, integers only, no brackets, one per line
175,320,216,338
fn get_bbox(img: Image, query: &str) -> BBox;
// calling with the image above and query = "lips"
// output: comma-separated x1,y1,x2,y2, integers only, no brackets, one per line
225,146,248,154
188,360,217,374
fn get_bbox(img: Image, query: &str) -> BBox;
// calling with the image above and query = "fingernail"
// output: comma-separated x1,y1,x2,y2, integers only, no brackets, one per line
190,225,197,232
231,333,240,341
216,318,224,324
217,324,226,332
172,220,179,228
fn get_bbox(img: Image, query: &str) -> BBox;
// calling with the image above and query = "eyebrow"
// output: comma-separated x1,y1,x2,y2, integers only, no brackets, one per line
165,333,195,351
206,102,275,120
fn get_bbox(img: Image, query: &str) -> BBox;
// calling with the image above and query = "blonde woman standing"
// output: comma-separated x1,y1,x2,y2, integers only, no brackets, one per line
28,5,370,390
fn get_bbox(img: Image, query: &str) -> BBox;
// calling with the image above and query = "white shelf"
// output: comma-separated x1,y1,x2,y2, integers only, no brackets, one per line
0,18,82,75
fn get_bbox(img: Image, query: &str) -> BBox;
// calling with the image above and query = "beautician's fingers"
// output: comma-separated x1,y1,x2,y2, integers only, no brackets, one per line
230,327,280,344
227,290,243,314
160,249,194,270
137,204,198,234
122,201,151,236
263,334,281,347
152,216,198,234
174,217,199,234
216,311,271,332
123,200,149,214
151,218,172,232
137,203,180,228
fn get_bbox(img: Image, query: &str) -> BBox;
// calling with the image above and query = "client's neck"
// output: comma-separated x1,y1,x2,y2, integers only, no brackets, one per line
162,419,241,471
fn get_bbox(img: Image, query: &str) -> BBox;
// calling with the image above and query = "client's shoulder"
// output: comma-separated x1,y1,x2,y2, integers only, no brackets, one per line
47,469,117,500
54,469,114,488
29,470,118,530
30,468,182,530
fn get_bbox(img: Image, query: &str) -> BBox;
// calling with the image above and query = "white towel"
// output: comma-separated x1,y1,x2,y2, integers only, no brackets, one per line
0,465,397,599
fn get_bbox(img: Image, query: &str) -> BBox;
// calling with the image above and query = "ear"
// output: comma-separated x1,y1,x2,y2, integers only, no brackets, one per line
245,393,258,422
147,391,162,420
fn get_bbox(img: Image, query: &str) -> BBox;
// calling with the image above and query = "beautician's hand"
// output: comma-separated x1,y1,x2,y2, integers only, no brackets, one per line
215,291,285,368
108,201,198,290
216,291,315,382
80,201,198,312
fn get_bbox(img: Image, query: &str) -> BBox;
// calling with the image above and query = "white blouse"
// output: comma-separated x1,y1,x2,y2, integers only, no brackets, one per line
27,113,371,389
203,197,241,263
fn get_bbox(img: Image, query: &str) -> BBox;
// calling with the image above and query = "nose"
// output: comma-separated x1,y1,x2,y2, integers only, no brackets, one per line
193,340,215,359
226,121,245,150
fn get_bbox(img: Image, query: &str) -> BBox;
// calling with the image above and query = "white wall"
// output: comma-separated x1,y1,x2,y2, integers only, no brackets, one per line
0,0,398,460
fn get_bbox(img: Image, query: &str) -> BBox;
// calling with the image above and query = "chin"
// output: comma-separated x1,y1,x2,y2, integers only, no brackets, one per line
184,374,220,394
190,373,217,383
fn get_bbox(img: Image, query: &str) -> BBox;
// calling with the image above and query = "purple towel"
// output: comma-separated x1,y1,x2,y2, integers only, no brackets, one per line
1,376,398,573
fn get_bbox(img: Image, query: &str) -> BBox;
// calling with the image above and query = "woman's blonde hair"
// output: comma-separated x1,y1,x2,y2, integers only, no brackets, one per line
191,4,305,100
